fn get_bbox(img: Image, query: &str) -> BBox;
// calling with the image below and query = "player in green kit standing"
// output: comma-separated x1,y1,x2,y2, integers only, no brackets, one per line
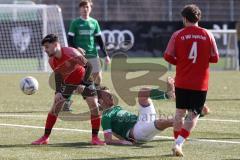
66,0,110,111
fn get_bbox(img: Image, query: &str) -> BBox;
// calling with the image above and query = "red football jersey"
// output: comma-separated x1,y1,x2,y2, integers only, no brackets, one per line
49,47,87,85
164,26,219,91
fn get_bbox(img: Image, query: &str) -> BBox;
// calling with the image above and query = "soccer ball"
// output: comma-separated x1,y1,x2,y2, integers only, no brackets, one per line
20,76,39,95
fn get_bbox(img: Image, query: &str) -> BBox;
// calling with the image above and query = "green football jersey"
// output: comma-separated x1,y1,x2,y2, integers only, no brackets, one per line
68,17,101,58
101,106,138,139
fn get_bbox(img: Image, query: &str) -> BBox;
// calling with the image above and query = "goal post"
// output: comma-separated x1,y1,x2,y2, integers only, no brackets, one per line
208,29,239,71
0,4,68,73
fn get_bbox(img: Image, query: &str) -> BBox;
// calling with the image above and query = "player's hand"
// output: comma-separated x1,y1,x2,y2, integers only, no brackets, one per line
105,56,111,64
77,47,86,56
121,140,133,145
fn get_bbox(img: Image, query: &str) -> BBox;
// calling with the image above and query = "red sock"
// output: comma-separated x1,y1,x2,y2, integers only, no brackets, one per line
91,115,101,138
44,113,57,137
174,130,181,139
179,128,190,139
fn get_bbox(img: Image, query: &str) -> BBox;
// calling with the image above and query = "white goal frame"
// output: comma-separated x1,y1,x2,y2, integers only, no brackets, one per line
209,29,239,71
0,4,68,73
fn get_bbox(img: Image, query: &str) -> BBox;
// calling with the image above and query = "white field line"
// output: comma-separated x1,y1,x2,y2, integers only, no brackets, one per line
198,118,240,123
0,123,240,145
0,114,240,123
153,136,240,144
0,123,91,133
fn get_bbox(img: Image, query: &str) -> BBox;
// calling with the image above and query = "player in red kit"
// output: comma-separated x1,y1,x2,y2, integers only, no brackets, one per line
31,34,105,145
164,4,219,156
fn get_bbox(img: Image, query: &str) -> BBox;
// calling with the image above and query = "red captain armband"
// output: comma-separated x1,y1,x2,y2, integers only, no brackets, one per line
164,53,177,65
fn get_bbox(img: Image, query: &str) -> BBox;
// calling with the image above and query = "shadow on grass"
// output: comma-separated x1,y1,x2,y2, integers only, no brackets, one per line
50,142,158,149
0,142,157,149
47,142,94,148
0,144,32,148
0,142,92,149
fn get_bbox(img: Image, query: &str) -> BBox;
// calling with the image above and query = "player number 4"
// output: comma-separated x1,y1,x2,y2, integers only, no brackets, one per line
188,42,197,63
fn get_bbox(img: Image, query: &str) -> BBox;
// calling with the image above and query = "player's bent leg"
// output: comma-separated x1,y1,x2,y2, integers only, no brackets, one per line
138,87,169,103
138,88,151,106
85,96,105,145
50,93,66,116
154,118,174,131
132,121,159,142
132,99,159,142
172,111,199,157
173,108,187,142
32,93,65,145
173,109,186,133
183,111,199,133
85,96,99,116
166,76,175,99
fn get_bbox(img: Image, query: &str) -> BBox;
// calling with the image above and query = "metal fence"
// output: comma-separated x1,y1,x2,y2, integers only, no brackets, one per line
34,0,240,22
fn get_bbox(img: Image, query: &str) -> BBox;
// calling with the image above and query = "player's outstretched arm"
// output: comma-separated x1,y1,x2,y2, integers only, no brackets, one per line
104,132,133,145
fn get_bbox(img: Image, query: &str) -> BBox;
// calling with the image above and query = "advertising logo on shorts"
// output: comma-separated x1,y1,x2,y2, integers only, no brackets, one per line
101,30,135,51
12,27,32,53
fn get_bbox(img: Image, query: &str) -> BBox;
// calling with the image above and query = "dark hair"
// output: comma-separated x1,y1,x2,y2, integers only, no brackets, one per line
181,4,201,23
41,34,59,45
97,86,109,98
79,0,92,8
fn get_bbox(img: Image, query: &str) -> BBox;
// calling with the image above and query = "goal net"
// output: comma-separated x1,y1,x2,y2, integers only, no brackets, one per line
209,29,239,71
0,4,67,73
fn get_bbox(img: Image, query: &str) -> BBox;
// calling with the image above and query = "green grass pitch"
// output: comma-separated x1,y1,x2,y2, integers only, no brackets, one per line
0,63,240,159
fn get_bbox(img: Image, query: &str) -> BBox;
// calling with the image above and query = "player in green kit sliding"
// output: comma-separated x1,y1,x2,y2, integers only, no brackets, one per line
98,78,176,145
66,0,110,111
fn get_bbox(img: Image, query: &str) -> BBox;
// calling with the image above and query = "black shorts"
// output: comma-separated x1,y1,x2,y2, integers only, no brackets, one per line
60,82,97,99
175,87,207,115
61,84,77,99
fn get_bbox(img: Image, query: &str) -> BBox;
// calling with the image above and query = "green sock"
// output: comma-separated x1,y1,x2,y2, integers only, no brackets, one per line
150,89,167,100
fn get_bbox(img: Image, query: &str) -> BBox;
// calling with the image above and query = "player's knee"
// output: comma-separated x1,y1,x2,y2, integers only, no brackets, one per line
138,88,151,98
138,88,151,107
